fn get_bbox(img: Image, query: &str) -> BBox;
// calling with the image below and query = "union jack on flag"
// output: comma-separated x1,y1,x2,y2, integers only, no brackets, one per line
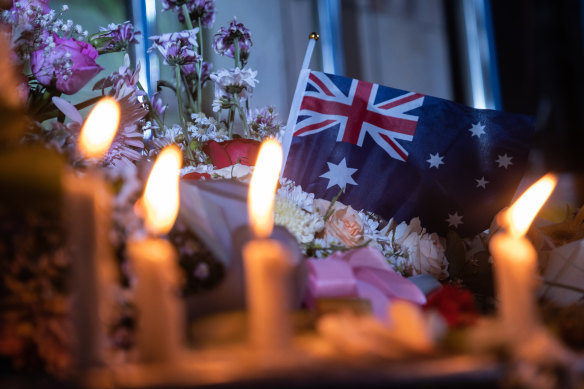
282,70,536,236
294,71,424,162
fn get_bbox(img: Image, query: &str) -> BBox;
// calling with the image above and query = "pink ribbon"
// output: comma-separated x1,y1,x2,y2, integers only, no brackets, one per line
304,246,427,321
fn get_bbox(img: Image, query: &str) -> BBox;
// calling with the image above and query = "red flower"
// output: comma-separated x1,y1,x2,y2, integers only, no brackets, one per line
202,139,260,169
182,172,211,180
423,285,478,328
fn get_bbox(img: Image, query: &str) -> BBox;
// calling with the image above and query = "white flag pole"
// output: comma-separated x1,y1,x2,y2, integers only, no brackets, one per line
281,33,319,171
301,32,319,70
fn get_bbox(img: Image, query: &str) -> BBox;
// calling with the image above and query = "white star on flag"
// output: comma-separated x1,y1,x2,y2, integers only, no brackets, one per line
446,212,463,228
320,158,358,190
426,152,445,169
475,176,489,189
496,154,513,169
468,123,486,137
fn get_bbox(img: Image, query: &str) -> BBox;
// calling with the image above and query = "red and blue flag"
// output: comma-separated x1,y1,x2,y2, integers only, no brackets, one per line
282,70,535,236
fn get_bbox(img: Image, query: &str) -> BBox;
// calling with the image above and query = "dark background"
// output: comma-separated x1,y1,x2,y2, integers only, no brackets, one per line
457,0,584,173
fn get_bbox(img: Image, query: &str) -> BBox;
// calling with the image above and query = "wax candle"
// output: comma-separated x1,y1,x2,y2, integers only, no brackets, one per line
489,174,557,343
66,97,120,370
243,139,294,352
128,145,184,363
127,238,184,362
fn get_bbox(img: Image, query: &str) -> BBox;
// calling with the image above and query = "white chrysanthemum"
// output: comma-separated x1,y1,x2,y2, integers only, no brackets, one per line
188,113,229,142
277,178,316,212
164,124,183,142
211,67,258,100
274,196,324,244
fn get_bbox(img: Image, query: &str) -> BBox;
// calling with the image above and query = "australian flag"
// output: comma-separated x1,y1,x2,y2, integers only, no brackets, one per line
281,70,535,237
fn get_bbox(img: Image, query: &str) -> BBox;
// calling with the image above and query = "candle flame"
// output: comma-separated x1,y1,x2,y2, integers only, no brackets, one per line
78,97,120,159
505,173,557,238
248,139,283,238
141,145,183,235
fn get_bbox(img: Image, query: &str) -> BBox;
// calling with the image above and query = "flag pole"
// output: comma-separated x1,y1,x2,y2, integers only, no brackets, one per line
281,33,320,172
301,32,319,70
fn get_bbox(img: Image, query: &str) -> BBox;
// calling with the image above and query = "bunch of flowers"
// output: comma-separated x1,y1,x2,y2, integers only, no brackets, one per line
0,0,489,378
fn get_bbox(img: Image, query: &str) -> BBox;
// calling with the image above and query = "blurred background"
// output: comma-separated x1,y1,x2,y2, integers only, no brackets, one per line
53,0,584,191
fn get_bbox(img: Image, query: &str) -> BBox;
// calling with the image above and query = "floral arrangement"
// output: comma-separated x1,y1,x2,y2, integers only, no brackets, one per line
0,0,583,384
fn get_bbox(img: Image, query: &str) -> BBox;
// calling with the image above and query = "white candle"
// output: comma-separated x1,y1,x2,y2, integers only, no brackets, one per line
243,239,294,351
244,139,294,352
64,170,117,369
489,174,557,343
127,238,184,362
129,145,184,363
67,97,121,369
489,233,538,341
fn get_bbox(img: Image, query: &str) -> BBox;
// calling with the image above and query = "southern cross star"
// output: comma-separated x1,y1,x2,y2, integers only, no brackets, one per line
446,212,463,228
320,158,358,190
468,122,486,138
496,154,513,169
475,176,489,189
426,152,445,169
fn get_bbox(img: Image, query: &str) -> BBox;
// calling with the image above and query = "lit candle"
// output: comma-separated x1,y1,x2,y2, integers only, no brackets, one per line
489,174,557,343
244,139,294,352
128,145,184,363
65,97,120,369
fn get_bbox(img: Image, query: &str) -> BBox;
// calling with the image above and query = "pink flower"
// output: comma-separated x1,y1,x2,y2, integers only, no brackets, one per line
30,36,103,95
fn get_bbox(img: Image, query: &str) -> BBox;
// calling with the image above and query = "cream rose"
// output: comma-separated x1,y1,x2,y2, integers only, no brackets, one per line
315,199,365,247
391,218,448,280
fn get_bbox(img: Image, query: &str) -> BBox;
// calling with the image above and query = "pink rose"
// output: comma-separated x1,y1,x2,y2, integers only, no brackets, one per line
30,36,103,95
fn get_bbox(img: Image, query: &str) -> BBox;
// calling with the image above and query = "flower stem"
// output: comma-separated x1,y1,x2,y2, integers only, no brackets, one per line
227,106,235,138
196,17,203,112
181,5,201,113
323,188,345,222
176,64,194,161
233,96,248,137
137,82,164,136
157,80,177,93
234,37,240,69
180,69,197,113
181,4,194,30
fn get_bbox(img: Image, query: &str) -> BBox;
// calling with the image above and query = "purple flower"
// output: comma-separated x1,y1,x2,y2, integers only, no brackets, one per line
30,35,103,94
148,29,200,66
182,61,212,85
150,92,167,118
90,21,141,54
249,106,282,140
178,0,215,28
213,17,252,62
